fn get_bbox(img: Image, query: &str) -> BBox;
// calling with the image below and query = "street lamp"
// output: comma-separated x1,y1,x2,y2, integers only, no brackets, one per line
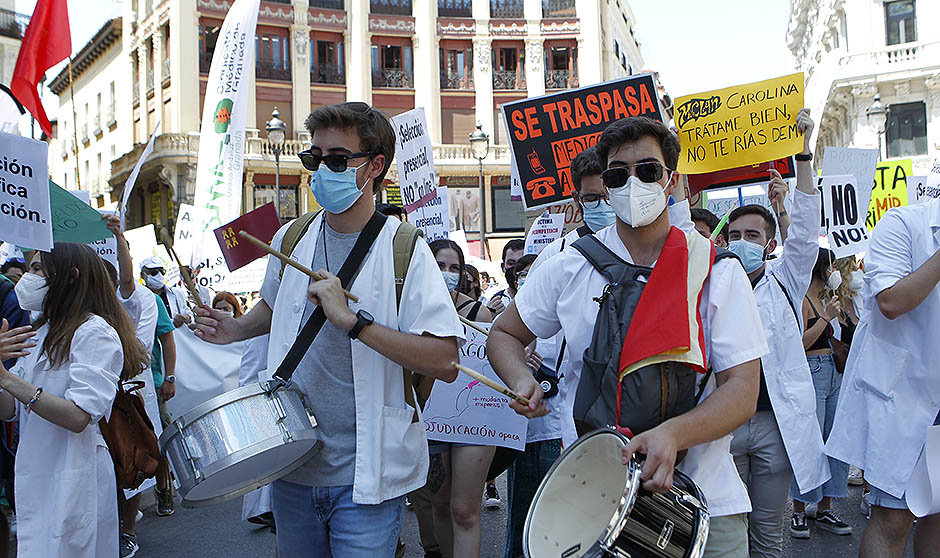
866,94,889,159
266,108,287,219
468,122,490,259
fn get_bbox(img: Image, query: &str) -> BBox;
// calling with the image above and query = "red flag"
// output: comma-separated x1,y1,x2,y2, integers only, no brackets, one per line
214,203,281,271
11,0,71,138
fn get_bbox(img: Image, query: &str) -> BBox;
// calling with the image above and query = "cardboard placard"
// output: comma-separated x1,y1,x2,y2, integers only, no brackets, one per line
867,158,912,229
49,180,112,244
502,74,663,210
821,147,879,228
675,73,804,174
409,186,450,242
687,157,795,196
0,133,51,251
213,202,281,271
816,175,869,259
391,108,438,212
909,176,935,204
524,212,565,256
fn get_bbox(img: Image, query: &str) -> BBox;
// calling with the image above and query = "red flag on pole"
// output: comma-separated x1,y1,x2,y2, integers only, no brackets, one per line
11,0,71,138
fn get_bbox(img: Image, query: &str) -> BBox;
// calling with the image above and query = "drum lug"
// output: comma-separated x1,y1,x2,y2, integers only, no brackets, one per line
268,392,295,444
174,419,204,482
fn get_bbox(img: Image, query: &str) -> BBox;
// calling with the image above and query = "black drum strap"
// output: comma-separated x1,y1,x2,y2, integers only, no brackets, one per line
274,212,387,383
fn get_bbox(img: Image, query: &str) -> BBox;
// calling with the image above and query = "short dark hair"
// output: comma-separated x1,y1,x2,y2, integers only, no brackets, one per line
595,116,680,170
502,239,525,263
0,260,26,274
376,203,404,220
729,204,777,241
508,254,538,290
305,102,396,193
570,146,603,193
690,208,719,233
813,248,835,284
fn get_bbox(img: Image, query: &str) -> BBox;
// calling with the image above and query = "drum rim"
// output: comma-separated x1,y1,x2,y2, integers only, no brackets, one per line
523,428,641,558
158,382,306,448
178,430,321,508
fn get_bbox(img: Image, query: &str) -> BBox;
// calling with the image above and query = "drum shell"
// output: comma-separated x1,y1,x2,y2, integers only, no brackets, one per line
159,382,320,508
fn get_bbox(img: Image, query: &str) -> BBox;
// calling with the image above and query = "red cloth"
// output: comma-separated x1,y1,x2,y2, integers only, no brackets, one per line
11,0,71,138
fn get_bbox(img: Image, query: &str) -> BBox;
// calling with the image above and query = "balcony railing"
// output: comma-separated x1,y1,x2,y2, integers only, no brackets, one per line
838,41,940,69
311,64,345,85
490,0,523,18
162,57,171,85
310,0,344,8
0,8,29,40
441,71,473,89
545,69,577,89
438,0,472,17
199,51,213,74
373,68,414,88
493,71,525,90
542,0,575,18
257,58,292,81
370,0,412,15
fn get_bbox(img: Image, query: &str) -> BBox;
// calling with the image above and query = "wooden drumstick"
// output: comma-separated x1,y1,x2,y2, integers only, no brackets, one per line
459,316,489,336
450,361,530,406
159,228,204,307
238,231,359,303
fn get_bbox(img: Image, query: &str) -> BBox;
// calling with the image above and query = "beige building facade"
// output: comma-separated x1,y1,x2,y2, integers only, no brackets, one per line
50,0,648,241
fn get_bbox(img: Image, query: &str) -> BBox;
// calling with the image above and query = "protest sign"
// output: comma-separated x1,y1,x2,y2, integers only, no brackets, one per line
502,74,662,210
687,157,795,196
391,108,437,212
422,324,528,450
816,175,868,259
385,184,402,206
867,158,911,229
524,212,565,256
89,210,119,268
409,186,450,242
172,203,201,265
524,199,585,236
908,176,935,204
120,121,160,229
509,153,523,200
822,147,878,226
925,156,940,201
675,73,804,175
0,133,51,251
213,202,280,271
68,189,91,205
49,180,112,244
191,240,266,293
124,224,161,277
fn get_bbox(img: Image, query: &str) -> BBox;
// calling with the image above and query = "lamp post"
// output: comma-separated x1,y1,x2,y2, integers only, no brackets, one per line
866,94,889,159
266,108,287,220
469,122,490,259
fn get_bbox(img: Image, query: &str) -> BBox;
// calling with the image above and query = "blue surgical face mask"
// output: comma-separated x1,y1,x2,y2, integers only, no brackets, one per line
442,271,460,292
582,202,616,232
728,239,767,273
310,161,369,214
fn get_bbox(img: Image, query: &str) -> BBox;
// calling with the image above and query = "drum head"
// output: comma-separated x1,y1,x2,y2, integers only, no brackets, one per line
525,430,637,558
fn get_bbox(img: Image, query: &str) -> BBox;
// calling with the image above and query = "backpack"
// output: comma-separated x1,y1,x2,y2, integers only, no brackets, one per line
99,381,161,490
570,234,738,438
280,210,428,419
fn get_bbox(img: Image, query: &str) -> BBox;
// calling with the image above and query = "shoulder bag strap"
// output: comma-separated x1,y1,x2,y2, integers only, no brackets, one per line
391,222,425,421
273,212,388,383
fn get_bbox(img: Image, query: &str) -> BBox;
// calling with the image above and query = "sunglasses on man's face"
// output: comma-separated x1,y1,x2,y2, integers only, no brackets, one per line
143,268,165,276
298,149,375,173
601,161,671,189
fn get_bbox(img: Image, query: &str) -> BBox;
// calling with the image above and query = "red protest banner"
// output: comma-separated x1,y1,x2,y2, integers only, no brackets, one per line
213,203,281,271
687,157,795,196
501,74,663,210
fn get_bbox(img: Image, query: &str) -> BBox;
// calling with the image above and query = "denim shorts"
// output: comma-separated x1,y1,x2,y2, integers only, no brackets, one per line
869,409,940,510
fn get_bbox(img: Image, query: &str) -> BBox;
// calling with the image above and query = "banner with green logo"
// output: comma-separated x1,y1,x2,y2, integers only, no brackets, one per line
190,0,260,265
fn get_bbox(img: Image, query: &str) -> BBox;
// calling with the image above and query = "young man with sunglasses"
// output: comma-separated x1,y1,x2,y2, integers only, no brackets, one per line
488,115,769,558
724,109,834,556
192,102,463,558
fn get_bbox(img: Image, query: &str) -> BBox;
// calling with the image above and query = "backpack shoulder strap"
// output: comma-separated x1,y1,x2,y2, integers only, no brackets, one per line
712,247,739,265
278,210,322,280
570,235,632,283
576,224,592,238
393,221,423,307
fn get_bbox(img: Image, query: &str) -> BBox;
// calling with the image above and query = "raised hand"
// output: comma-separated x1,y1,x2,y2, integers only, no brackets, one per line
0,319,36,361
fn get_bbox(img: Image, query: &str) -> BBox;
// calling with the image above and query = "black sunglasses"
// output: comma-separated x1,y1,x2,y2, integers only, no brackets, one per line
601,162,671,189
298,149,375,172
142,268,165,276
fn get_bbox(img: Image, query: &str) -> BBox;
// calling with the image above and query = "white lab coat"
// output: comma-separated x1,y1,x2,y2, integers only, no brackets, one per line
160,285,192,320
239,335,272,520
10,316,121,558
117,284,164,498
827,199,940,498
261,214,464,505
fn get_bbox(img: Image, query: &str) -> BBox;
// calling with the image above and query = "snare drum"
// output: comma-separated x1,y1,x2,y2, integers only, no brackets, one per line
159,381,320,508
524,428,709,558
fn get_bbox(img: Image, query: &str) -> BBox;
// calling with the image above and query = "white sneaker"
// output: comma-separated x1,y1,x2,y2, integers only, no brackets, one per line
135,510,144,522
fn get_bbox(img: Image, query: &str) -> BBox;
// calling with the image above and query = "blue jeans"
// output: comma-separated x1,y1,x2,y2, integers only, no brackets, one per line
503,439,562,558
790,354,850,502
271,480,403,558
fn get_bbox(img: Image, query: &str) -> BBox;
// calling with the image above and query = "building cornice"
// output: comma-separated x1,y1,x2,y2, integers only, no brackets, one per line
49,18,122,95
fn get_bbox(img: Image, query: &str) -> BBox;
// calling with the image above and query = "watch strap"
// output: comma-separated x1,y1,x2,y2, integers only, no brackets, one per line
349,311,371,339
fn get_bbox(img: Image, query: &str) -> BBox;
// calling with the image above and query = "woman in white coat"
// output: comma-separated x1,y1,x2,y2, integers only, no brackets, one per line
0,243,150,558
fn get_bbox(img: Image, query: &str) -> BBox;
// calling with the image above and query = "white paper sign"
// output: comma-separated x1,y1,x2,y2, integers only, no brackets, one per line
524,212,565,256
821,147,878,225
0,132,51,251
422,324,528,450
392,108,437,212
89,210,119,268
172,203,200,265
409,186,450,242
925,156,940,202
121,121,160,229
817,175,869,259
191,240,266,294
123,224,165,277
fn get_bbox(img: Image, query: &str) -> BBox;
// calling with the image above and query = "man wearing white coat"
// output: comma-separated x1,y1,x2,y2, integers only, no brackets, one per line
724,109,832,556
193,102,462,558
826,198,940,558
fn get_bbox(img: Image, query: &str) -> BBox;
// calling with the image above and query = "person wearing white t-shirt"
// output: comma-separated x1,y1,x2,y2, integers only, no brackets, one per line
488,116,768,558
193,102,463,558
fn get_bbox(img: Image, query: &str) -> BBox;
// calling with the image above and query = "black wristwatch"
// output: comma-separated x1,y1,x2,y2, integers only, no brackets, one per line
348,310,375,339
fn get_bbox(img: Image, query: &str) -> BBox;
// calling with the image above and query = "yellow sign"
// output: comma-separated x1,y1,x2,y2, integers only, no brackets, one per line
867,158,912,229
675,72,805,174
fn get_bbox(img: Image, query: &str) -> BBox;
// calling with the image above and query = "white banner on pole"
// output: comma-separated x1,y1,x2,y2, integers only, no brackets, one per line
191,0,261,264
391,108,438,212
422,324,528,450
0,132,50,251
121,121,160,229
817,174,869,259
